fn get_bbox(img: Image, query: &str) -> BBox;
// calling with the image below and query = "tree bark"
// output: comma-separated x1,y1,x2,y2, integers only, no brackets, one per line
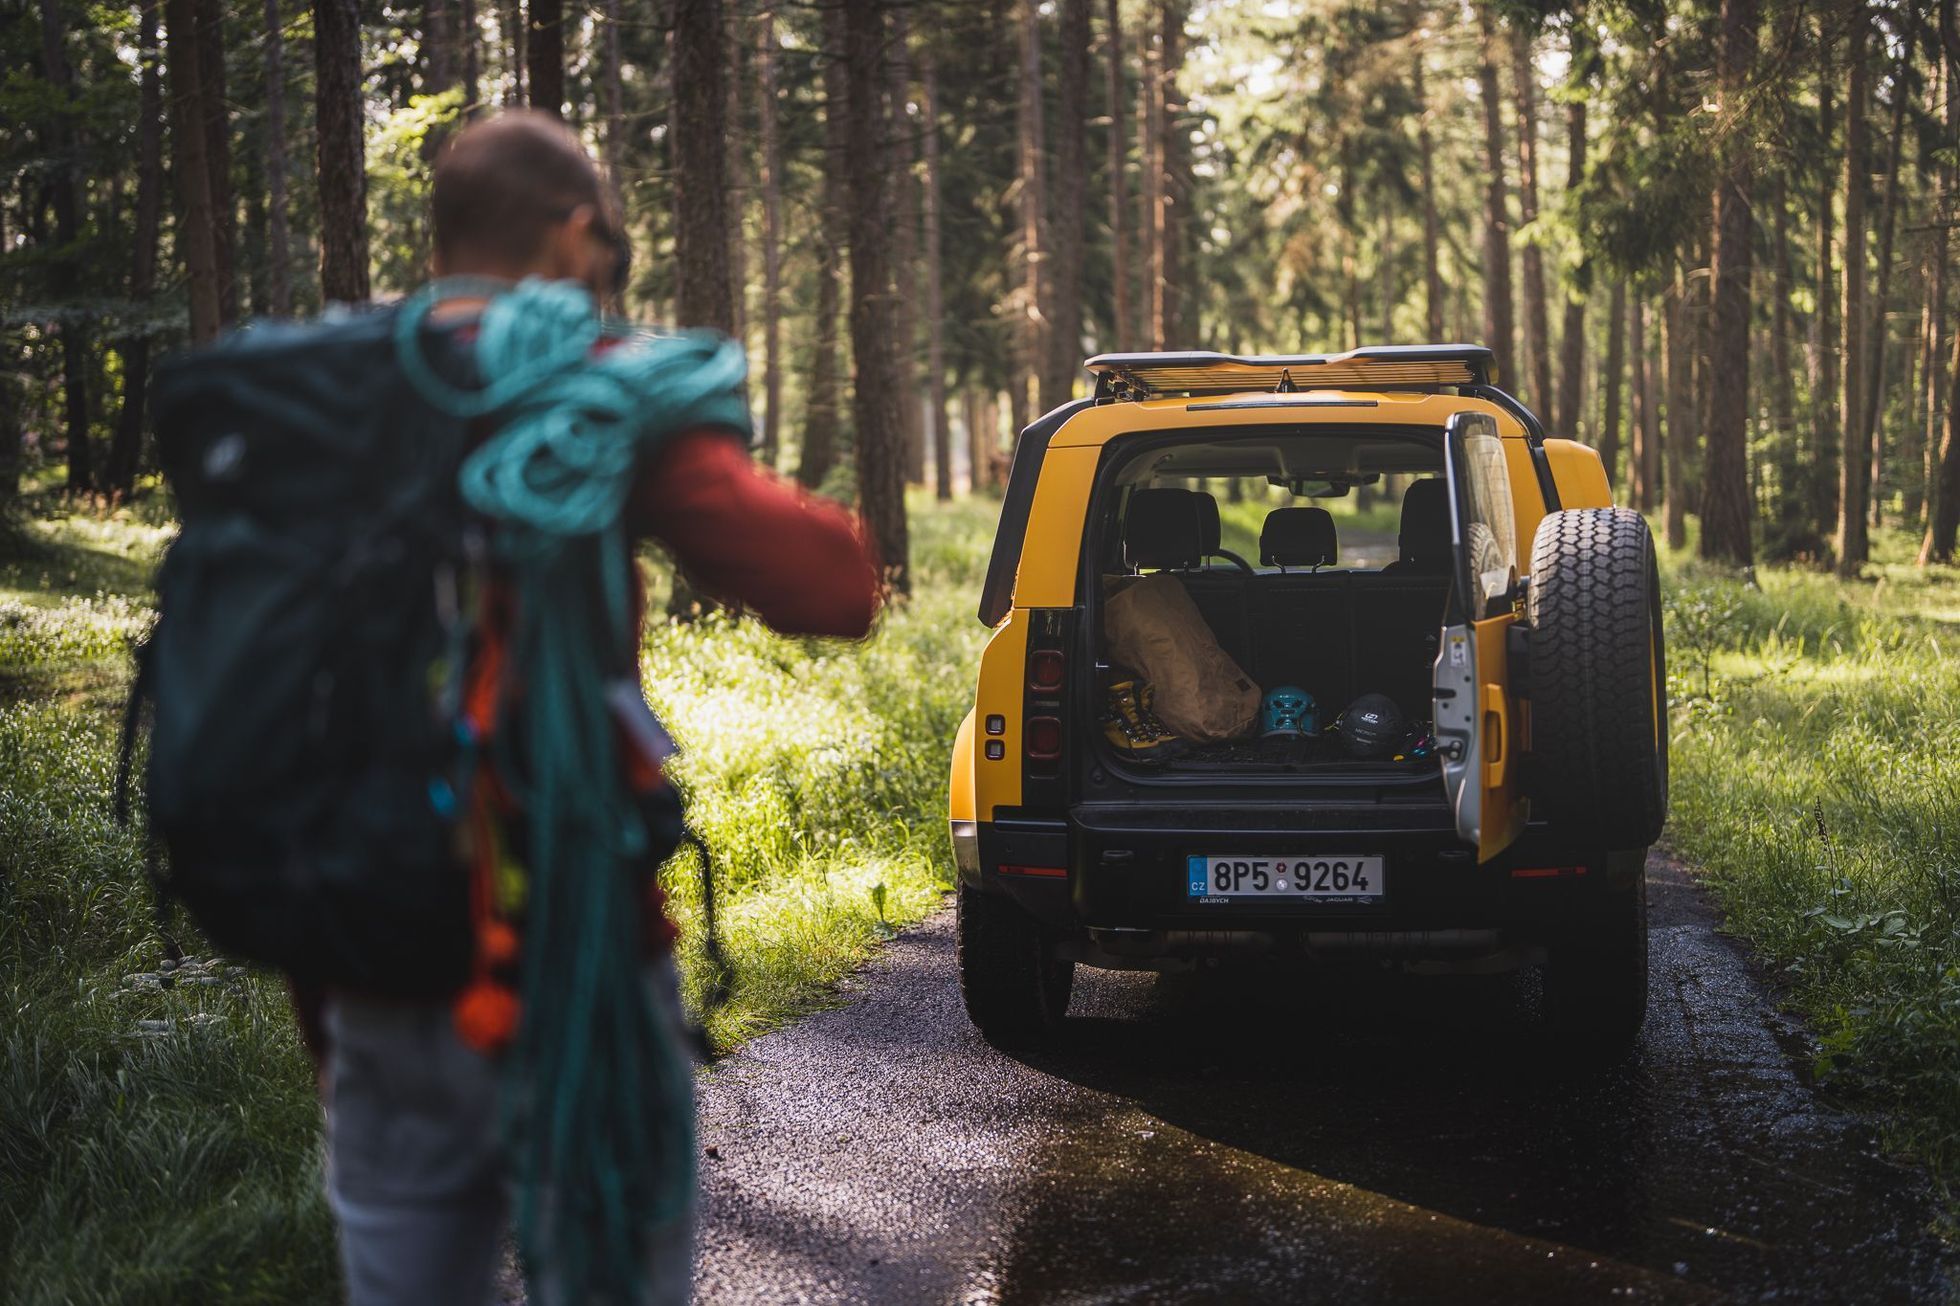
1663,271,1692,549
1858,54,1908,531
462,0,479,114
195,0,237,325
1813,71,1839,543
1554,87,1587,436
672,0,732,331
1925,331,1960,563
1159,5,1188,345
888,9,923,479
1043,0,1091,410
1511,25,1552,414
263,0,293,315
1415,40,1444,341
108,0,167,497
844,0,908,592
922,47,952,501
500,0,524,104
1835,4,1870,575
1138,17,1160,348
756,5,783,468
797,2,847,490
527,0,564,117
1476,5,1515,386
1601,279,1625,486
1768,170,1793,439
1918,62,1954,552
315,0,370,303
1106,0,1130,348
1017,0,1048,417
600,0,628,284
38,0,92,491
1699,0,1757,566
166,0,223,340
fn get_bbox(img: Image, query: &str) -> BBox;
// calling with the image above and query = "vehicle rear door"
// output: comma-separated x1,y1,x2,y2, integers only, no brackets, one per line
1434,411,1528,861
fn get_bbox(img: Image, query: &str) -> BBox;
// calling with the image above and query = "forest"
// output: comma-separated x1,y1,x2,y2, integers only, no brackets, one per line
6,1,1960,1297
1,0,1951,583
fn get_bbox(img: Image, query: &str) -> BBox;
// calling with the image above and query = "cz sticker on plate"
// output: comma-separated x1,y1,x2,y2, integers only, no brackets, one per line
1187,854,1386,902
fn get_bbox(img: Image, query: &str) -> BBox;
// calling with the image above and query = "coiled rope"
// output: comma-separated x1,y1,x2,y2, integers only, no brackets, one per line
397,277,748,1302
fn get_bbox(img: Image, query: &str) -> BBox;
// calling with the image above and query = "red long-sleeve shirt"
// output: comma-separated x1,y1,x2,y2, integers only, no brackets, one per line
632,432,881,636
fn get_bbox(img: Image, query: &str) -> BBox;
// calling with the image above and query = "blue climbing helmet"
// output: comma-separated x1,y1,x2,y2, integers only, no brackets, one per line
1261,685,1318,737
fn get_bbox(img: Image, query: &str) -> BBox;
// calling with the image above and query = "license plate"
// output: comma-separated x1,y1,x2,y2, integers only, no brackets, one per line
1187,854,1385,902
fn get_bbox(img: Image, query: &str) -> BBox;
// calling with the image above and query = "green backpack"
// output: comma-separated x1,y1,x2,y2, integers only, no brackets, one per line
136,304,480,996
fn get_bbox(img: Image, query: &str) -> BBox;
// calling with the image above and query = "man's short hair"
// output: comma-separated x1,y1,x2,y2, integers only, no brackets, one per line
431,110,622,272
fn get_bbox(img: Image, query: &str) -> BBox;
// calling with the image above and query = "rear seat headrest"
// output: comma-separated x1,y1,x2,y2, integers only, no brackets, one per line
1398,478,1452,567
1124,487,1205,570
1261,506,1338,569
1191,492,1221,554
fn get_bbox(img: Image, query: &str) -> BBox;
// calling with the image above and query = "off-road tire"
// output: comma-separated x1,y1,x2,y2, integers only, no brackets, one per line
956,884,1074,1047
1543,870,1649,1059
1526,508,1669,847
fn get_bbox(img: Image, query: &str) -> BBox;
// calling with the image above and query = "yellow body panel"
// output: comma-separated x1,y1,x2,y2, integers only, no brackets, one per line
968,613,1030,821
1012,445,1101,609
1543,438,1613,510
949,709,977,822
1473,612,1527,860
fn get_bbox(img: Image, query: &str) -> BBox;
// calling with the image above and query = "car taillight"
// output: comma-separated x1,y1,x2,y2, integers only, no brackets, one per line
1029,648,1066,693
1026,715,1063,760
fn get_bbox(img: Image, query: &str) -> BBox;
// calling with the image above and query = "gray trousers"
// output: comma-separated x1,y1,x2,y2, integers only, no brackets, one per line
323,963,694,1306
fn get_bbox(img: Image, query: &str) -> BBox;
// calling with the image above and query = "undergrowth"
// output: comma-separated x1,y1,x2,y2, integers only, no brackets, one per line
0,489,993,1301
1662,527,1960,1180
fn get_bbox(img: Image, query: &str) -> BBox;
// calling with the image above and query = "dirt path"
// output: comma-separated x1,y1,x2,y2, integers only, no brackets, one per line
691,855,1951,1303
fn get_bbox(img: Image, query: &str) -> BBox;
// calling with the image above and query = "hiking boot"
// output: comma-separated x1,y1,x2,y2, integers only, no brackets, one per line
1103,679,1186,760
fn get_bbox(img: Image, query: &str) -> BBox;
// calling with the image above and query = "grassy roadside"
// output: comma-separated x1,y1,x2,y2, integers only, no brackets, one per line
0,490,989,1302
1661,527,1960,1181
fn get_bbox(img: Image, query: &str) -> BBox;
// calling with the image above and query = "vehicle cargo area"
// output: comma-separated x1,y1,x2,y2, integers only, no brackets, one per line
1091,428,1451,780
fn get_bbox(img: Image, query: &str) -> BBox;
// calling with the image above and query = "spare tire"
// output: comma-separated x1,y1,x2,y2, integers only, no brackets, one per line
1525,508,1668,847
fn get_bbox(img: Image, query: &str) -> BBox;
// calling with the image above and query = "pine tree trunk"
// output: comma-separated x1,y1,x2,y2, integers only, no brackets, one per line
601,0,628,285
315,0,370,303
1106,0,1130,348
500,0,524,104
844,0,907,592
965,390,985,493
1664,273,1692,549
1476,5,1515,385
1836,5,1870,575
922,47,952,500
756,5,783,468
1043,0,1090,410
887,9,923,478
1159,4,1188,345
1511,25,1552,414
263,0,293,315
1017,0,1048,419
527,0,564,117
1601,279,1625,486
1918,64,1953,555
1555,91,1587,436
1415,42,1444,341
108,0,166,497
195,0,237,326
1859,60,1908,531
1928,331,1960,563
1138,18,1160,348
461,0,479,113
38,0,92,491
672,0,731,331
1700,0,1757,565
1768,170,1794,438
166,0,223,340
797,1,847,490
1813,72,1839,543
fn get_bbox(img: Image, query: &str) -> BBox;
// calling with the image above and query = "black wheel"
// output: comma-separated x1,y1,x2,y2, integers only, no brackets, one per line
1543,868,1649,1058
956,884,1073,1047
1526,508,1669,847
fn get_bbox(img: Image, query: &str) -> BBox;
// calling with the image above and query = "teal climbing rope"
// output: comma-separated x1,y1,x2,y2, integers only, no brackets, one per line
398,276,749,1302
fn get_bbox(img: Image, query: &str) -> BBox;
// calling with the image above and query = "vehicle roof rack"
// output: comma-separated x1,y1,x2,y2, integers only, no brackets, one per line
1085,345,1495,401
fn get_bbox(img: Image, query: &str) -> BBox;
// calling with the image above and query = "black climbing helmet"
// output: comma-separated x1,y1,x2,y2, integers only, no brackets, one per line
1337,692,1404,759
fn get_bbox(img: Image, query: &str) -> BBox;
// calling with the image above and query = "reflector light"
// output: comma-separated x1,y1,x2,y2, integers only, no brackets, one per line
1028,649,1066,693
985,714,1006,735
985,740,1005,761
1026,715,1063,760
1000,864,1068,878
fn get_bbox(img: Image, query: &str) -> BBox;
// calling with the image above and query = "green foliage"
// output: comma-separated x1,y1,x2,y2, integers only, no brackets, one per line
1663,532,1960,1171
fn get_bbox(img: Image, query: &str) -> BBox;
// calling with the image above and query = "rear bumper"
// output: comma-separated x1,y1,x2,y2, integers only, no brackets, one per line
955,807,1641,960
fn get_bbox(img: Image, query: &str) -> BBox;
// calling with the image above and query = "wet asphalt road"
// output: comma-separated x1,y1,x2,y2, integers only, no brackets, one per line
691,856,1953,1303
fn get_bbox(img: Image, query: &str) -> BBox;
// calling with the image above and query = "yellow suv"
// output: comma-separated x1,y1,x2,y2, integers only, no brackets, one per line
948,347,1667,1053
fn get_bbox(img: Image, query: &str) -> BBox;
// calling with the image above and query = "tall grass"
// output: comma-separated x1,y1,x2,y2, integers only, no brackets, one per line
0,491,995,1300
1662,532,1960,1172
